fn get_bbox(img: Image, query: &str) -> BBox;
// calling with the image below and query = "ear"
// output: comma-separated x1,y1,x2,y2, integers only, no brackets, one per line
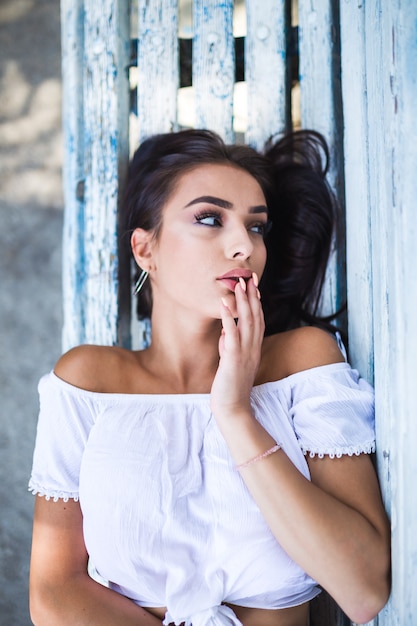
131,228,154,270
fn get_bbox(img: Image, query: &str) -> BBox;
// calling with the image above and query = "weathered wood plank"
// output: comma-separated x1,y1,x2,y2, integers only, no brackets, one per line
245,0,290,150
136,0,179,142
193,0,235,142
363,18,394,626
373,1,417,624
298,0,346,323
82,0,130,346
394,1,417,619
61,0,86,351
340,0,373,383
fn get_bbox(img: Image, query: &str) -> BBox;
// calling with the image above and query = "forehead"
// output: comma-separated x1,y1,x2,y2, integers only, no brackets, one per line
169,163,266,206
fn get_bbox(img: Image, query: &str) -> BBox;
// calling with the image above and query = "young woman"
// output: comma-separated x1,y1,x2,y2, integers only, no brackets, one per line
29,129,390,626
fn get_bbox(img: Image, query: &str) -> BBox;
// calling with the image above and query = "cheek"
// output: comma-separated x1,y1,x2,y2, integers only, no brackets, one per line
153,230,204,278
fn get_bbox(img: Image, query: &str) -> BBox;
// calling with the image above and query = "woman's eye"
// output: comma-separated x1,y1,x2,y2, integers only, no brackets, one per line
249,220,272,236
249,223,265,235
194,213,222,227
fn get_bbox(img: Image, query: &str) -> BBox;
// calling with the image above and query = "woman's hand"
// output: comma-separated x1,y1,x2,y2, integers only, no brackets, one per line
210,274,264,421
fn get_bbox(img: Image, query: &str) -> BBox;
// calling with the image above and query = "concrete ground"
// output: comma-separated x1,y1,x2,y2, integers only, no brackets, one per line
0,1,63,623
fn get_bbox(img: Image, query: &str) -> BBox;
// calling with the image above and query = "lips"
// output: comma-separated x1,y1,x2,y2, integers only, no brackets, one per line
216,269,253,292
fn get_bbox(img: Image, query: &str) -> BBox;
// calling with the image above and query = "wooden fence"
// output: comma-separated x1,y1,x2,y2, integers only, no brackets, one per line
60,1,417,624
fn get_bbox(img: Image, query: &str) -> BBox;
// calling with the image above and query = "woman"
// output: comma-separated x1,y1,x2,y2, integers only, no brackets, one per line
29,129,390,626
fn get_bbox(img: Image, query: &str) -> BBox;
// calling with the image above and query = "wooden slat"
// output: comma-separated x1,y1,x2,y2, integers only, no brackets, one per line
137,0,179,142
61,0,86,351
363,13,394,617
82,0,130,346
298,0,346,323
393,1,417,617
193,0,235,142
370,1,417,623
245,0,290,150
340,1,373,382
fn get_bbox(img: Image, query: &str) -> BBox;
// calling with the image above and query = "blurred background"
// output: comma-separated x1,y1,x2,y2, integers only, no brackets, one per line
0,0,62,622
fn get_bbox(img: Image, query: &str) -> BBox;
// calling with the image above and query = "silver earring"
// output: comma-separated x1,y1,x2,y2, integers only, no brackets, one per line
133,270,148,295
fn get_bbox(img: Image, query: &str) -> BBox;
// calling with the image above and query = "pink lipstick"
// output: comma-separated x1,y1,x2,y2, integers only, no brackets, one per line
216,269,252,292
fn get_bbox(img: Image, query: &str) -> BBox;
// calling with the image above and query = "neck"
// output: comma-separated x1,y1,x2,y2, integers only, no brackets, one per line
140,303,223,394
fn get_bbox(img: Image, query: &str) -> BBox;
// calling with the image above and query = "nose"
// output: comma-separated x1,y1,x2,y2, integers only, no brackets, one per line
226,225,254,260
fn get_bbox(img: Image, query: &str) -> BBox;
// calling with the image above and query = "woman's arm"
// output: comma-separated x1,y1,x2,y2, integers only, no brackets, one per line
30,496,162,626
211,278,391,624
225,421,390,624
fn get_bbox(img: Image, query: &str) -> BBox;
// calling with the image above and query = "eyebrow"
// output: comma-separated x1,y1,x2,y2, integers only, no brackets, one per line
184,195,268,214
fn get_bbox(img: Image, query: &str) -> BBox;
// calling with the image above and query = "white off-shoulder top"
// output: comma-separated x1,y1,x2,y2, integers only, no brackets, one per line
29,361,375,626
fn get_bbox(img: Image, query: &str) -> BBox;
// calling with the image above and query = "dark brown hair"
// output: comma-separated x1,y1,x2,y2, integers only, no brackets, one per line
261,130,339,334
123,128,339,335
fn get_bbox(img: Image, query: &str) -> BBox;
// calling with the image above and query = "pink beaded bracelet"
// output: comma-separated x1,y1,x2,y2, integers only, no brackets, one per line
236,443,282,470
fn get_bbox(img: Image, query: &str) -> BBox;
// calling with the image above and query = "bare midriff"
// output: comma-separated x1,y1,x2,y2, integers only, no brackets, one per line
146,601,309,625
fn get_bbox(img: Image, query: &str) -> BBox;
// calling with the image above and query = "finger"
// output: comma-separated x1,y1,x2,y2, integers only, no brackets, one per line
246,273,261,306
218,327,226,358
235,277,264,346
233,281,255,342
246,274,265,335
220,298,239,351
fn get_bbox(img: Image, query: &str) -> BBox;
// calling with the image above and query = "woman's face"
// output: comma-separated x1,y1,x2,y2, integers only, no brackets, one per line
142,163,269,320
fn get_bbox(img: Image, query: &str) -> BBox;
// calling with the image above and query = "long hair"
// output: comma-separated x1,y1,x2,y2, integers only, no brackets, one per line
261,130,340,335
123,128,340,334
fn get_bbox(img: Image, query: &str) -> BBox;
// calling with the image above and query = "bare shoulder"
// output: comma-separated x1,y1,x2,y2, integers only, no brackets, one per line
261,326,345,382
281,326,345,375
54,344,139,393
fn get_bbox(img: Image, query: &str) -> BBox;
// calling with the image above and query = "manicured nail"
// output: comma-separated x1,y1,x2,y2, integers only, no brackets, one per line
256,288,261,300
221,297,229,308
239,277,247,292
252,272,259,287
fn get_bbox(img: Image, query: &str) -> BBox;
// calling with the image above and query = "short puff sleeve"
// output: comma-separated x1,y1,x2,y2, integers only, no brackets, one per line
289,364,375,458
28,372,98,501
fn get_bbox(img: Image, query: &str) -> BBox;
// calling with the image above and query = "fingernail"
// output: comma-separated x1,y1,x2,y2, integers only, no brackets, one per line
252,272,259,287
221,297,229,308
256,288,261,300
239,277,247,292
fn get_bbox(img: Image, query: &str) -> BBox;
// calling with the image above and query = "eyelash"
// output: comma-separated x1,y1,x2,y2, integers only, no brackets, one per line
194,211,271,237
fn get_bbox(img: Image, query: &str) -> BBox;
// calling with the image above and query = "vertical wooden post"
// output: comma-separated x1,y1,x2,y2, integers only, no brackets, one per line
245,0,291,150
83,0,130,347
61,0,130,350
298,0,346,324
137,0,179,143
393,1,417,618
193,0,235,142
340,0,373,383
363,5,394,605
371,1,417,624
61,0,86,351
342,0,417,623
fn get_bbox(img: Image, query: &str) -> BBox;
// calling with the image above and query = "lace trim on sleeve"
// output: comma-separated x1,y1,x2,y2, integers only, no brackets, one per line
28,480,79,503
301,439,376,459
